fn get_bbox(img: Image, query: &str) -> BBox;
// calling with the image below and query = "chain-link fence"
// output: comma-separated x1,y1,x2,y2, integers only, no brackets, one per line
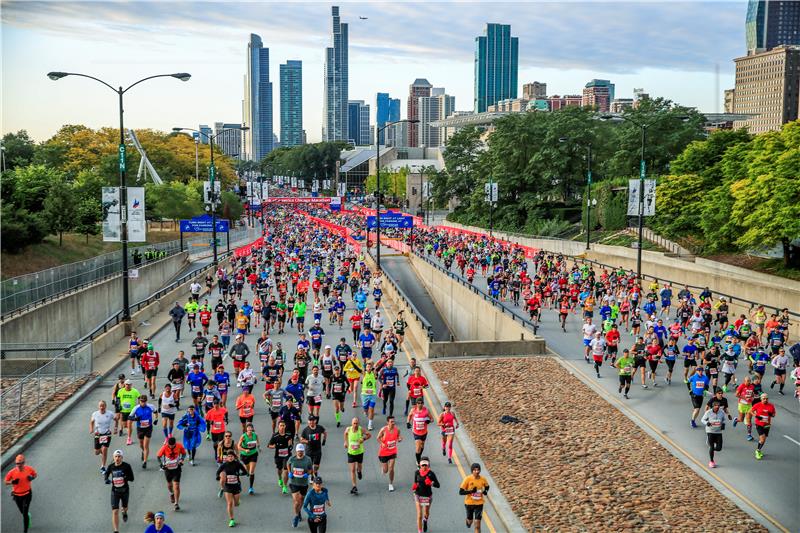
1,227,249,317
0,342,93,423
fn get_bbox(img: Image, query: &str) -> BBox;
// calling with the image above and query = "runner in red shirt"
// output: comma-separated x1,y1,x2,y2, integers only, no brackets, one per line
735,376,756,439
407,398,431,466
405,367,429,416
141,347,160,397
750,393,776,459
349,311,362,344
605,325,620,363
437,402,459,464
377,416,403,491
205,400,228,447
199,307,213,335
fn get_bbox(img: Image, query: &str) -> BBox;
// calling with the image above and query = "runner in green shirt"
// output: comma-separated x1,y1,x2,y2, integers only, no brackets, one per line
615,349,635,399
238,423,260,494
116,380,141,445
361,364,378,431
294,301,307,333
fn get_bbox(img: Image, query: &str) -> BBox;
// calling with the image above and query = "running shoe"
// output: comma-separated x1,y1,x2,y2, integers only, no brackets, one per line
732,419,738,427
248,487,254,495
122,511,128,523
755,450,763,460
350,486,358,495
690,420,697,428
170,493,175,503
229,519,236,527
357,470,362,480
746,434,754,441
389,484,395,492
292,515,300,528
282,485,289,495
174,504,180,511
708,461,716,468
126,437,132,445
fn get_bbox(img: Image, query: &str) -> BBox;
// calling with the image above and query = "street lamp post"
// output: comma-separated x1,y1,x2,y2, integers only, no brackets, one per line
375,119,418,268
48,71,191,322
173,126,249,267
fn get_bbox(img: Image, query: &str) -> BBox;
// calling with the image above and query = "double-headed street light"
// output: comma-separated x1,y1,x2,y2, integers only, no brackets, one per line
173,126,249,267
559,137,594,250
600,112,690,279
48,71,191,322
374,119,419,268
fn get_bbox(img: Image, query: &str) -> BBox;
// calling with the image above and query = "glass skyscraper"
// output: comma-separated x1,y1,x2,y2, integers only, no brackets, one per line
746,0,800,53
376,92,400,145
244,33,273,161
347,100,370,146
280,60,303,147
323,6,349,142
474,23,519,113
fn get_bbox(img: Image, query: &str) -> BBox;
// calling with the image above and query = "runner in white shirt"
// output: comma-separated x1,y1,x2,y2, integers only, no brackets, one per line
305,366,325,418
769,349,789,395
581,318,598,363
159,384,178,440
236,362,256,392
589,332,607,378
371,311,385,343
90,400,116,473
190,281,202,301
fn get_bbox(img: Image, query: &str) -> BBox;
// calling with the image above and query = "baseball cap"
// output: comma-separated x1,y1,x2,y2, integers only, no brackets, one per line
308,415,319,421
415,397,424,404
312,476,323,484
296,443,305,452
113,449,123,457
124,379,132,385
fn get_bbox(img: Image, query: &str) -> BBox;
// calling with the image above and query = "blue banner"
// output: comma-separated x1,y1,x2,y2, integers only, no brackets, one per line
180,214,229,233
366,211,413,229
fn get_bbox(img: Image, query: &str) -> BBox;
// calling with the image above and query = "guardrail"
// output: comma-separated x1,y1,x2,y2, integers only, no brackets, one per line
1,227,248,319
0,342,93,423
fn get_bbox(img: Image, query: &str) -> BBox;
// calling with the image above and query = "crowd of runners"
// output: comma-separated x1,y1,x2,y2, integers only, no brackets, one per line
74,207,491,533
304,206,800,472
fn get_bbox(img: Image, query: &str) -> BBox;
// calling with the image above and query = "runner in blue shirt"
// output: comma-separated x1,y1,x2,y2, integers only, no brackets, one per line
129,396,158,468
379,359,399,417
359,328,376,362
688,367,709,428
186,367,209,411
214,367,231,406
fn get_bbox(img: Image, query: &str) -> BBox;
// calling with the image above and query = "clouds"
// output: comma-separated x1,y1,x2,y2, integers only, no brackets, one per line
3,1,745,74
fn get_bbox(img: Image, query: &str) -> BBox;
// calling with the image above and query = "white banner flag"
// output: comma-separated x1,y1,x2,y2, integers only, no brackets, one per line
102,187,121,242
127,187,146,242
627,179,656,216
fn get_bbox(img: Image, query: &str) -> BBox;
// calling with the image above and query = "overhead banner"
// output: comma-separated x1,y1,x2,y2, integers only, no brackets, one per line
330,196,342,211
127,187,146,242
102,187,121,242
627,179,656,217
264,197,332,204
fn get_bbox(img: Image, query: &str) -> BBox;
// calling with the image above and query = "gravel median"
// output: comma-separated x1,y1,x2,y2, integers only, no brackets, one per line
430,357,765,532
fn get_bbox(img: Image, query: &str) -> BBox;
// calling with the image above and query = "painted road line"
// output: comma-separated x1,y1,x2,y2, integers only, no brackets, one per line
557,354,790,533
783,435,800,447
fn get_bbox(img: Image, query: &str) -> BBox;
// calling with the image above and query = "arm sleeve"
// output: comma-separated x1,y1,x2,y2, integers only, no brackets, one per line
126,463,135,483
431,472,440,488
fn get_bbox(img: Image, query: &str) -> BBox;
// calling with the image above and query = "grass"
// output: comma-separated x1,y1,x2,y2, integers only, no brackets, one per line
1,228,181,279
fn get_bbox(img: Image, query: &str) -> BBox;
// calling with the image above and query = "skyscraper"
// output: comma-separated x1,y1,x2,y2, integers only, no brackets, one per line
582,79,615,113
746,0,800,54
407,78,432,147
522,82,547,100
733,45,800,132
214,123,243,158
198,124,212,145
243,33,273,161
323,6,349,142
280,60,303,148
474,23,519,113
376,93,401,145
347,100,370,146
418,90,455,148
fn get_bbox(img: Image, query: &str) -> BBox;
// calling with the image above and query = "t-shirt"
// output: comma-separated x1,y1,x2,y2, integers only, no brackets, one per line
269,433,293,459
5,465,37,496
460,475,489,506
617,356,635,376
301,425,326,454
116,388,141,414
288,455,313,486
92,410,115,434
750,402,775,426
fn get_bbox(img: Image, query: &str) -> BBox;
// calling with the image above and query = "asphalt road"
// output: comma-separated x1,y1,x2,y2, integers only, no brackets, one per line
1,279,505,533
418,251,800,532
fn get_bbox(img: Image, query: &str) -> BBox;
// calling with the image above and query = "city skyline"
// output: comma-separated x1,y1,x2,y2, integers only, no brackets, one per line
3,2,747,143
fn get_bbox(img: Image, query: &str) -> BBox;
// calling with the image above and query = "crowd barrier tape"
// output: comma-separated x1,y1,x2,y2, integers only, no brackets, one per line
234,237,265,258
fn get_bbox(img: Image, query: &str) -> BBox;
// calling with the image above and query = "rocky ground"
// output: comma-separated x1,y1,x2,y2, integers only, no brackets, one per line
1,374,95,452
431,357,766,532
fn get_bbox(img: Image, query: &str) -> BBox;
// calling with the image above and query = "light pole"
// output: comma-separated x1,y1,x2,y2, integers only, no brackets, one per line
48,71,190,322
600,113,689,279
375,119,418,268
173,126,249,267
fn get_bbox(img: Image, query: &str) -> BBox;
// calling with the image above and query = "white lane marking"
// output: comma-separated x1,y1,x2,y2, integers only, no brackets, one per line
783,435,800,446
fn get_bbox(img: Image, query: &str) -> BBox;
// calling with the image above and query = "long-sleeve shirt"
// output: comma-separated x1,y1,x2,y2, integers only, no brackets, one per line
303,488,330,519
700,409,726,434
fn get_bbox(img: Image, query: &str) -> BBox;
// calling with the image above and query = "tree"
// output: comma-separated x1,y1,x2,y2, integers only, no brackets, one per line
43,177,77,245
74,197,102,243
220,191,244,223
1,202,48,253
436,126,482,205
1,130,36,170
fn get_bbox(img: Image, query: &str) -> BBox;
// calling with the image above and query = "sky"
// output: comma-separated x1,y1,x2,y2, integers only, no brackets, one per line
2,1,747,144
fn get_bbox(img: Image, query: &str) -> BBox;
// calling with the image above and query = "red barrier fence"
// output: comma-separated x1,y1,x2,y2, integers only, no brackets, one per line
234,237,264,258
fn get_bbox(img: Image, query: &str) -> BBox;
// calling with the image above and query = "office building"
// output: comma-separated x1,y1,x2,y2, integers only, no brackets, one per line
213,123,242,158
548,95,583,111
474,23,519,113
407,78,432,147
418,90,455,147
323,6,349,142
487,98,529,112
347,100,370,146
724,89,736,113
746,0,800,54
610,98,634,113
198,124,212,144
279,60,303,148
522,82,547,100
376,93,401,144
388,120,408,148
733,45,800,133
582,79,615,112
243,33,274,161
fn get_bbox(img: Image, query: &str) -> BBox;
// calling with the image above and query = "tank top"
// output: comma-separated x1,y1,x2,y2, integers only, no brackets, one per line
218,441,237,461
240,433,259,456
440,412,456,435
346,426,364,455
362,373,377,396
379,427,399,457
412,408,430,436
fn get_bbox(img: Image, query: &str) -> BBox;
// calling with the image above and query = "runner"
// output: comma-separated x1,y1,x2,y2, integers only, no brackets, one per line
176,405,206,465
459,463,490,533
589,331,606,378
129,332,142,376
305,366,325,419
215,450,248,527
343,353,363,409
405,366,429,416
750,393,776,460
380,358,399,417
111,374,127,436
104,450,134,533
129,395,158,469
91,400,115,473
143,511,175,533
268,420,294,495
169,303,186,342
412,457,440,533
770,347,789,395
734,376,756,440
302,477,332,533
407,398,432,466
116,379,141,446
377,416,402,491
156,436,186,510
238,423,261,494
330,366,348,427
361,362,379,430
235,387,256,432
300,416,327,476
288,444,314,528
437,401,459,464
688,366,709,428
344,417,371,495
701,401,726,468
205,399,228,449
4,454,37,533
614,349,635,399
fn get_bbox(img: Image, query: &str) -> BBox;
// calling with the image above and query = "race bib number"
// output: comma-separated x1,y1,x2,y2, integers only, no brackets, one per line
226,474,238,484
271,398,282,408
248,441,257,448
212,421,223,431
350,443,360,451
414,419,426,431
623,366,632,374
242,407,253,417
122,401,131,410
385,379,394,387
278,448,289,457
363,388,374,396
98,435,110,444
471,492,483,501
292,467,305,477
417,496,431,506
385,439,397,450
314,395,322,403
412,387,422,396
112,475,125,487
192,386,200,393
165,458,179,469
443,427,454,436
139,420,150,428
333,384,343,393
312,504,325,515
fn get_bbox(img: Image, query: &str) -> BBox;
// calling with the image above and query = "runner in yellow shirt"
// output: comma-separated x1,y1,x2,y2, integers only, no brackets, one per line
459,463,490,533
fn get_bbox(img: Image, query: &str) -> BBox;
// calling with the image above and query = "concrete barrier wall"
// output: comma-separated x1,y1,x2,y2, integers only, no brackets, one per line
1,252,190,345
407,254,540,343
428,340,545,358
441,221,800,337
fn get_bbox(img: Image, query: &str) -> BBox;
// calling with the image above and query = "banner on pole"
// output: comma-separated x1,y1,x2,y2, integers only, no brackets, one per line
127,187,146,242
102,187,121,242
627,179,656,216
